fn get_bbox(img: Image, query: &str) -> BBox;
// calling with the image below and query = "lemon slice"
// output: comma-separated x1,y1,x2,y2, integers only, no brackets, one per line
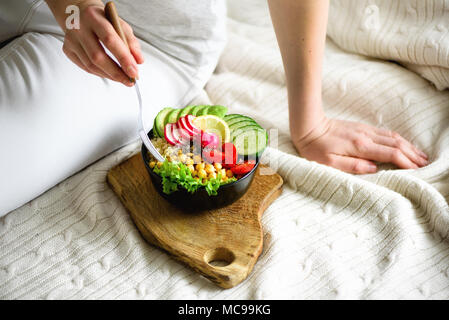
192,115,231,144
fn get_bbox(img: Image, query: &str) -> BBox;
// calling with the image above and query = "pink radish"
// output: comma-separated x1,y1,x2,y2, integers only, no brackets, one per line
171,124,183,145
178,116,194,136
178,126,191,144
164,123,178,145
185,115,201,135
201,132,220,149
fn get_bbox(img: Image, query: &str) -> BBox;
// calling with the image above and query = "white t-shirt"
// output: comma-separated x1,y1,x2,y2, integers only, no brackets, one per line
0,0,227,67
115,0,226,67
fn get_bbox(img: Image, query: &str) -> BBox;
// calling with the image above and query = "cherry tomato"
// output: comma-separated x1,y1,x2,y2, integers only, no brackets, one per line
202,148,223,163
230,162,255,175
222,142,237,168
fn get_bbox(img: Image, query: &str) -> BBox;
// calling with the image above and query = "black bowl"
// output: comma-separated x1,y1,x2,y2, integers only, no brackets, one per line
141,129,259,211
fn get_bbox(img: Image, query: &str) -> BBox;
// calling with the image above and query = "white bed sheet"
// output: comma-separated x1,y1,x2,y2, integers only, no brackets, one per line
1,0,449,299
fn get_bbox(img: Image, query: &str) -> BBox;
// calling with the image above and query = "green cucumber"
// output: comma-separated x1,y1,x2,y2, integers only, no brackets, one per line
207,105,228,118
232,126,267,157
229,121,262,134
166,108,182,124
154,107,173,137
226,118,262,130
231,124,263,139
225,114,260,126
178,105,195,119
224,114,241,121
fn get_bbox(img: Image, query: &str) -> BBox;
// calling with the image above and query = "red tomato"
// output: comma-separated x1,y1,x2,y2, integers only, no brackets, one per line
231,162,255,175
222,142,237,168
202,148,223,164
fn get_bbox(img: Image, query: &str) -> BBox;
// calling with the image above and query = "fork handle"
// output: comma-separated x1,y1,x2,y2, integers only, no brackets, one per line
104,1,136,82
105,2,128,47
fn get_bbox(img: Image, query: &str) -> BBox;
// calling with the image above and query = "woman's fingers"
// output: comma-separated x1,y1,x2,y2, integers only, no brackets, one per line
81,32,134,86
121,19,144,65
63,41,110,79
94,20,139,79
328,154,377,174
372,127,428,159
370,134,428,167
352,139,419,169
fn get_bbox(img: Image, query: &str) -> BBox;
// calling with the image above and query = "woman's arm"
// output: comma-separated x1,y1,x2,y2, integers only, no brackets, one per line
268,0,428,173
45,0,143,86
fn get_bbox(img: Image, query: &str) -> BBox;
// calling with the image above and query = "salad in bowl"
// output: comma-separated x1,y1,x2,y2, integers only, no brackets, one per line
142,105,267,210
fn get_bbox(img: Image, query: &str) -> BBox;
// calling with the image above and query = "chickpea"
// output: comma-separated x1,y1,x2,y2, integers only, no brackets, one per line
193,155,202,164
178,149,183,155
196,163,205,171
205,163,215,174
221,169,227,178
186,158,194,166
149,161,156,169
187,152,194,157
179,154,187,163
226,169,234,178
157,161,163,168
208,172,217,179
187,164,195,173
214,162,222,170
198,169,207,179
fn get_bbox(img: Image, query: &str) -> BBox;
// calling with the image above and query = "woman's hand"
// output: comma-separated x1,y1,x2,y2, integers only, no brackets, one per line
46,0,144,86
268,0,428,174
292,117,428,174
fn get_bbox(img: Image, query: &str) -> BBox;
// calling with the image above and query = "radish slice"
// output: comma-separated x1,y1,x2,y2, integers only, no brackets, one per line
201,132,220,149
178,116,195,136
185,115,201,135
164,123,177,145
178,126,191,144
171,124,183,145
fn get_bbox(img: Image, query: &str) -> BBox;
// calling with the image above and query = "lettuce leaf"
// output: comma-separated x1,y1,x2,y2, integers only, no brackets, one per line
153,160,236,196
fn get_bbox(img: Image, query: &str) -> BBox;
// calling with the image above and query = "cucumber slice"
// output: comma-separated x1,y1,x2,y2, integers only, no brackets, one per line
226,115,260,127
166,108,182,124
229,120,262,132
228,117,261,128
224,114,241,121
198,106,210,116
179,105,195,119
154,107,173,138
207,105,227,118
190,105,206,116
231,124,262,140
232,126,267,156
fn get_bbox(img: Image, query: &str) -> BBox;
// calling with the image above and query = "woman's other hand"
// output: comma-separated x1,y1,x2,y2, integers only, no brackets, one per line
46,0,144,86
292,117,428,174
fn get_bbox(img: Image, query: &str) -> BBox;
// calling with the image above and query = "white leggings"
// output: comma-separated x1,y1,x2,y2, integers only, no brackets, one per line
0,1,226,215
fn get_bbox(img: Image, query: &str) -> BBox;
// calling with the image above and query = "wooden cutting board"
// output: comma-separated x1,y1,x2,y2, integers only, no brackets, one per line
107,154,283,289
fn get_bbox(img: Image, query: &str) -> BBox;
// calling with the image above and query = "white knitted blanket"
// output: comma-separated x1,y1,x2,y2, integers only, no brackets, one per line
1,0,449,299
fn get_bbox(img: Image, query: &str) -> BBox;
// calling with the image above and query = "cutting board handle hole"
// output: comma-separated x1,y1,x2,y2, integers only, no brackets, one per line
204,247,235,268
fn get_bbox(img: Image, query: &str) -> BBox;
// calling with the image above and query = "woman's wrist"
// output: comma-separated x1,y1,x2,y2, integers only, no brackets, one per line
288,92,327,148
45,0,104,32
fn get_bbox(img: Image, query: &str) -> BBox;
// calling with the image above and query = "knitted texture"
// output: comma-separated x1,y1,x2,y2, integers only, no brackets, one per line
327,0,449,90
1,0,449,299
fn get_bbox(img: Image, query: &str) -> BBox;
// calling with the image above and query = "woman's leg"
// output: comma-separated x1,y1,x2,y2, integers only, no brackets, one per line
0,2,224,216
